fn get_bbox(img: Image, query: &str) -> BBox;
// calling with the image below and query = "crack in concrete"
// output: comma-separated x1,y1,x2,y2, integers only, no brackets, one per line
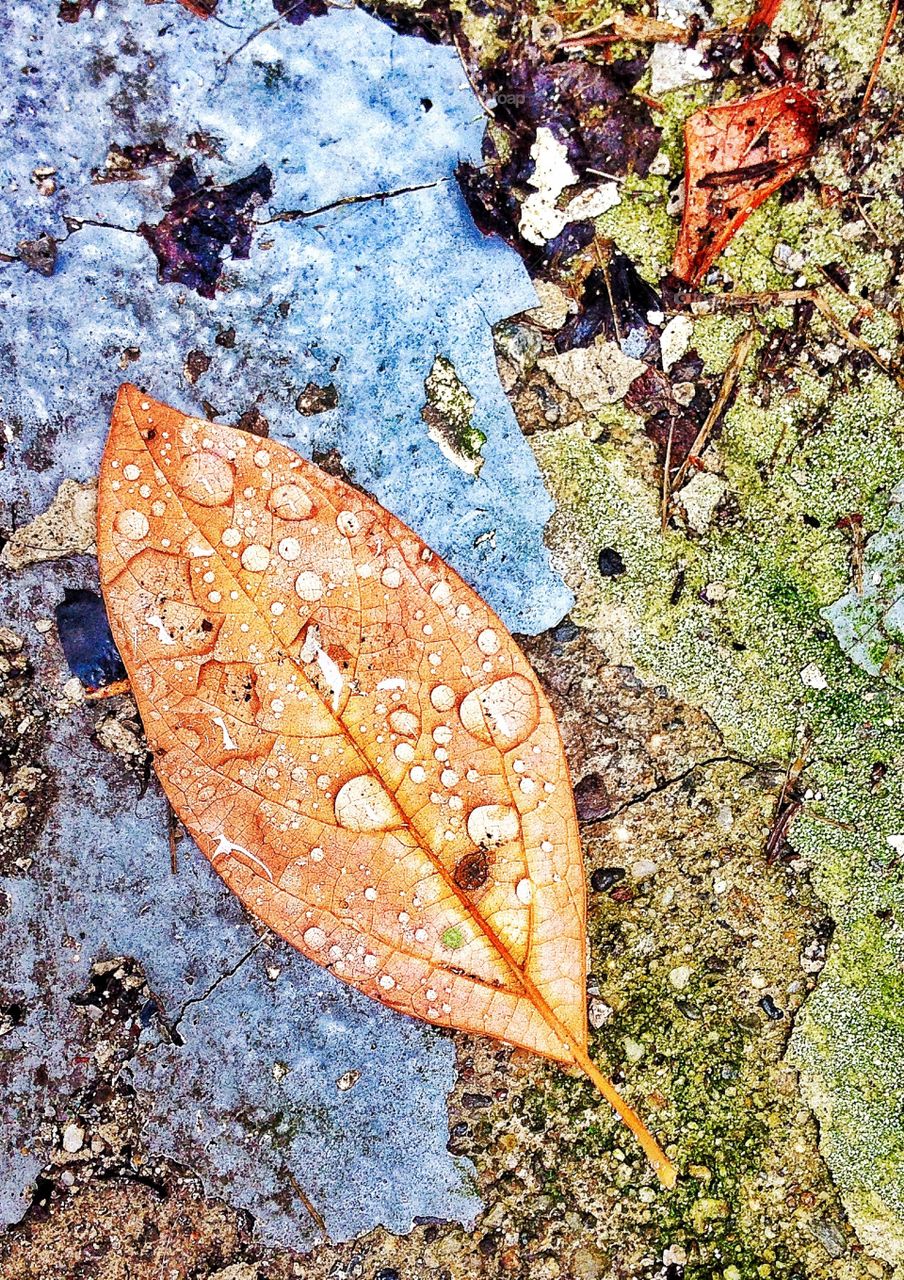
584,752,770,825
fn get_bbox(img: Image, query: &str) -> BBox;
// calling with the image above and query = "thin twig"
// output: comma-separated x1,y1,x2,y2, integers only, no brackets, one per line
84,678,133,700
558,14,692,45
661,416,675,534
860,0,899,116
261,179,446,224
167,804,179,875
671,327,755,493
286,1170,328,1239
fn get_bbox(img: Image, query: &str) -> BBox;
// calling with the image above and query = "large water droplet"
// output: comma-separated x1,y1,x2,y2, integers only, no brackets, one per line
466,803,519,848
459,674,538,750
334,775,400,832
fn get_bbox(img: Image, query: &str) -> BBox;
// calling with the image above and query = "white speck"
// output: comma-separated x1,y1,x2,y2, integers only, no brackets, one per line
211,834,273,882
253,449,270,467
222,527,242,547
378,677,407,691
62,1122,84,1153
669,965,693,991
381,566,402,588
467,804,519,847
123,463,141,481
430,581,452,605
212,716,237,750
394,742,415,763
379,974,395,990
477,628,499,655
310,846,325,862
409,766,426,784
364,887,377,901
800,661,828,690
146,615,176,645
304,926,327,949
516,878,532,904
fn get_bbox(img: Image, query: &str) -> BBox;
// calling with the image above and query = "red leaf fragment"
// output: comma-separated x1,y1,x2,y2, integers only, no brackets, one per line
672,84,819,285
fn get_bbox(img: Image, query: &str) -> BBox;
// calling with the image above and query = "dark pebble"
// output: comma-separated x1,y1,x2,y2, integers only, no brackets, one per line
551,619,579,644
666,1265,685,1280
375,1270,400,1280
705,955,730,973
460,1092,492,1109
478,1231,502,1257
574,772,613,822
590,866,626,893
597,547,626,578
760,994,784,1020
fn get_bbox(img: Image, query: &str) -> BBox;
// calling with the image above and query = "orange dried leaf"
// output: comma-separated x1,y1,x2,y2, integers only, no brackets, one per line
97,385,675,1187
672,84,819,285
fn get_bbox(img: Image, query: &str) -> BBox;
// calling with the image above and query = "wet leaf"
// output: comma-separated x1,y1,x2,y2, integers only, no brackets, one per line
672,84,819,285
139,159,272,299
97,386,675,1186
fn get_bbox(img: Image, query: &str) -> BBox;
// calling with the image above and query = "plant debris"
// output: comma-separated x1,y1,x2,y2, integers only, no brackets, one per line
139,158,272,299
672,85,819,284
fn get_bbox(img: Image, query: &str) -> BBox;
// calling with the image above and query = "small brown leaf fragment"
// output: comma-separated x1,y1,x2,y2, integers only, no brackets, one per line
672,85,819,285
17,232,57,277
295,382,339,416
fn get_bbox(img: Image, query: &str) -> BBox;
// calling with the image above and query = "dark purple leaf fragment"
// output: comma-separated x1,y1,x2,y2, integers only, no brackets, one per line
139,159,272,299
273,0,329,25
56,588,126,690
626,350,714,467
59,0,97,21
555,250,661,357
93,140,175,185
502,48,661,179
455,161,525,247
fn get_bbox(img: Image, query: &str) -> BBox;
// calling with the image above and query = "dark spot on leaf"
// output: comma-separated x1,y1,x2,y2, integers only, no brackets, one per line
139,158,272,299
235,404,270,438
597,547,626,578
56,588,126,690
17,232,57,277
454,849,490,891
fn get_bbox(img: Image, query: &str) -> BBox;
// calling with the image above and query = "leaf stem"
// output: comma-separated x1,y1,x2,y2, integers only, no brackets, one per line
570,1042,677,1189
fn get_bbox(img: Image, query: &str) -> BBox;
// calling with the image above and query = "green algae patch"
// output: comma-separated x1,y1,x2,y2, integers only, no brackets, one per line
532,349,904,1262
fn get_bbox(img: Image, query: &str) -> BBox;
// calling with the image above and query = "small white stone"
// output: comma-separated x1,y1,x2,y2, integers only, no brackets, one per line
669,965,693,991
800,662,828,690
62,1122,84,1153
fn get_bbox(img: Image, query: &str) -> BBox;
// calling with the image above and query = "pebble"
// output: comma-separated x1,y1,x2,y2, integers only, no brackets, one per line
336,1069,360,1092
590,866,625,893
62,1122,84,1153
588,997,614,1028
669,965,693,991
630,858,658,881
759,994,784,1020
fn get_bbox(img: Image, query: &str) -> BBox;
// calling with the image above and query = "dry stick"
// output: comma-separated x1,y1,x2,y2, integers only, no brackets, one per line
661,416,676,535
84,678,133,700
861,0,900,116
670,328,755,495
558,15,693,45
810,293,904,393
286,1170,329,1239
